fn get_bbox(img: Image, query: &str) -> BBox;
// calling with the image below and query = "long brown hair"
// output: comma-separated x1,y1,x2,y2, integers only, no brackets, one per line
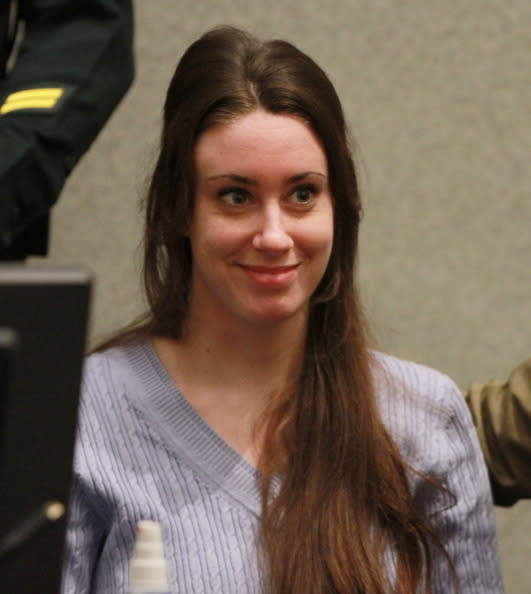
99,26,452,593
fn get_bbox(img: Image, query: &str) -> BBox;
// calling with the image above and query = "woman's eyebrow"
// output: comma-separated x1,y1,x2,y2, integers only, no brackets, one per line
287,171,327,183
207,174,256,185
207,172,326,184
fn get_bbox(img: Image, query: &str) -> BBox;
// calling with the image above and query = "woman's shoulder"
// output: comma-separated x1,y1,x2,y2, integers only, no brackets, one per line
75,339,157,452
371,351,463,415
84,338,150,375
370,351,476,472
80,338,153,408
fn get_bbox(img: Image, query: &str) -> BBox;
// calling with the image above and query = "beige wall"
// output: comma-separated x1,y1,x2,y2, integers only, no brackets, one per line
46,1,530,590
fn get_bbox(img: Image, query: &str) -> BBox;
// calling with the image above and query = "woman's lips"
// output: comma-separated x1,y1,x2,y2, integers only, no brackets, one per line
239,264,299,287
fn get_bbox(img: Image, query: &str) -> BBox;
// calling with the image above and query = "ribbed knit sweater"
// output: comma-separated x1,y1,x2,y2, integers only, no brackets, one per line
61,339,503,593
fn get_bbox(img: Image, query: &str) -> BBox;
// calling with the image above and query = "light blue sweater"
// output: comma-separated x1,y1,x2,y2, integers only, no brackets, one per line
61,339,503,593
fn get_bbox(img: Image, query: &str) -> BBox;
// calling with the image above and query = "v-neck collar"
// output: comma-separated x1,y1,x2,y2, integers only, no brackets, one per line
119,339,271,517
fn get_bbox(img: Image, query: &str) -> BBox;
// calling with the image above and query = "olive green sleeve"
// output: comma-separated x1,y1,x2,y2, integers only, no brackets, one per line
464,358,531,506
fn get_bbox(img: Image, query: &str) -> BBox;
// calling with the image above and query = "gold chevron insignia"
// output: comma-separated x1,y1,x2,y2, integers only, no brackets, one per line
0,87,66,114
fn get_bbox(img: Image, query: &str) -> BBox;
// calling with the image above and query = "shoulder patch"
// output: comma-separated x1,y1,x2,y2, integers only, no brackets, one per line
0,85,75,115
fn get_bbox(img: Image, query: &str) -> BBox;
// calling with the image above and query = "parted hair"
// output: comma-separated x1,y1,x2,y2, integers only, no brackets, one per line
100,26,452,594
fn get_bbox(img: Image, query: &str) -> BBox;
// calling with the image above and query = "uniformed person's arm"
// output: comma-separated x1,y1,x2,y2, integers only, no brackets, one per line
464,358,531,506
0,0,134,251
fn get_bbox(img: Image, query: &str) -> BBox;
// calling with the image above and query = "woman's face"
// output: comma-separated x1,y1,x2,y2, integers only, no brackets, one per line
188,109,334,328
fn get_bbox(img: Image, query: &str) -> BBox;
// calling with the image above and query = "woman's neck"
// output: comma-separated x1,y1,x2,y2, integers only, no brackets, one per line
156,309,306,398
151,310,307,465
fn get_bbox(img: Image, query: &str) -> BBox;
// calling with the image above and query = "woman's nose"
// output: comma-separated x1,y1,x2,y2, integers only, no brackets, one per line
251,204,294,252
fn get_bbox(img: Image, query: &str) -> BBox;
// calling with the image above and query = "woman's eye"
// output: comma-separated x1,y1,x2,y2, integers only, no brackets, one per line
219,189,249,206
291,185,316,205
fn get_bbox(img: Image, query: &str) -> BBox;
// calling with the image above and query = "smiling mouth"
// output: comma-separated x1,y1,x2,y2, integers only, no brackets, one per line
239,264,299,286
241,264,298,273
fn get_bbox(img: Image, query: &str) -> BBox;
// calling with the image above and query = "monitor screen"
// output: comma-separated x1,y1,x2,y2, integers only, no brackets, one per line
0,264,91,594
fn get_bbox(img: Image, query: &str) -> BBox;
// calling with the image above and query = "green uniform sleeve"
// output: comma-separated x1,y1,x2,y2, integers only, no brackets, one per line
464,358,531,506
0,0,134,255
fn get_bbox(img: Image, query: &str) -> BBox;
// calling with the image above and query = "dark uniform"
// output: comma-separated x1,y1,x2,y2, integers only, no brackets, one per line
0,0,134,259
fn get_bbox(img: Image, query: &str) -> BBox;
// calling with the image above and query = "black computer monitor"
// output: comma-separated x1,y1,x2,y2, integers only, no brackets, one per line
0,264,91,594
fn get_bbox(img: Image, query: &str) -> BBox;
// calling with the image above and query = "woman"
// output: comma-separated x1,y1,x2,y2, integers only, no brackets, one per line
62,26,502,593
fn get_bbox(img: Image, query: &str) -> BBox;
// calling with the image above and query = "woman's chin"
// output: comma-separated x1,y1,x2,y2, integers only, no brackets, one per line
241,302,308,327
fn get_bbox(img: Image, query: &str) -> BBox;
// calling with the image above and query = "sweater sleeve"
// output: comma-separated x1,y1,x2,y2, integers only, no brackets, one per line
61,474,107,594
60,354,112,594
0,0,134,253
430,376,504,593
